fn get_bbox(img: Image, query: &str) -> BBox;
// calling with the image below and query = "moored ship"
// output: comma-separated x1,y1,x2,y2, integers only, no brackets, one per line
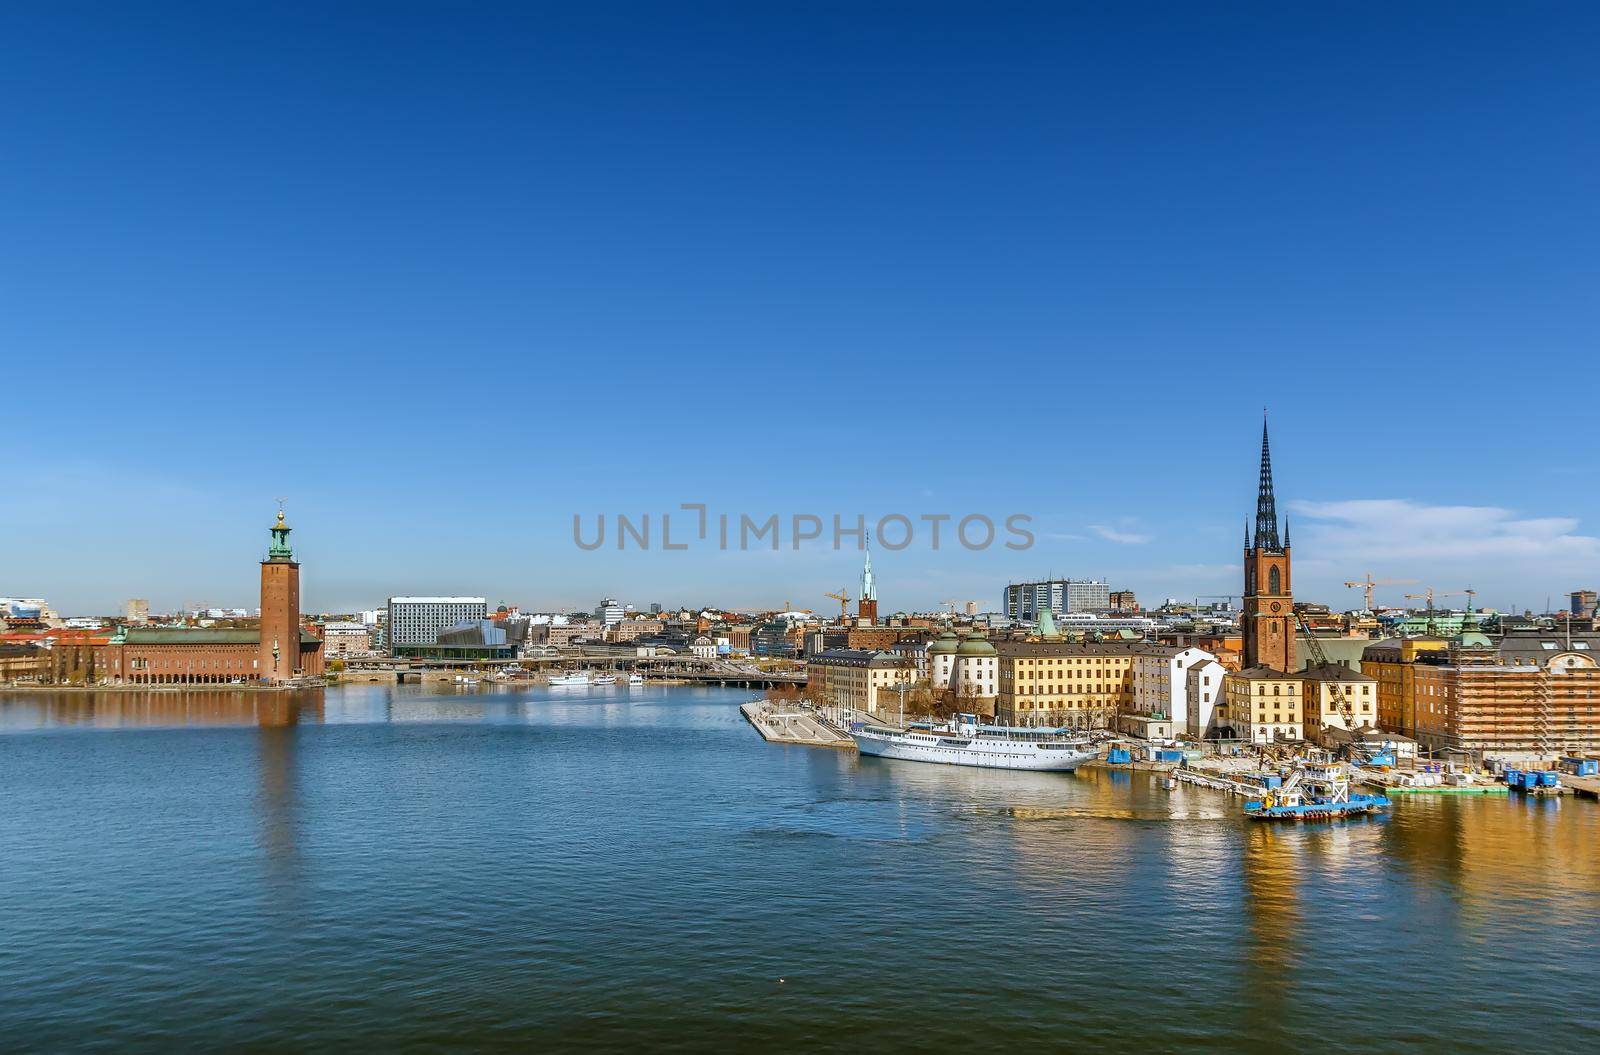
851,714,1097,772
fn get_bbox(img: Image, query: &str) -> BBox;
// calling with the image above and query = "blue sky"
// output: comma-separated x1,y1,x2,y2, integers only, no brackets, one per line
4,3,1598,616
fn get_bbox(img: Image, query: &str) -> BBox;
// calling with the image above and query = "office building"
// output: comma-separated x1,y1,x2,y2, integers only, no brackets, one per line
386,597,489,652
1002,579,1109,621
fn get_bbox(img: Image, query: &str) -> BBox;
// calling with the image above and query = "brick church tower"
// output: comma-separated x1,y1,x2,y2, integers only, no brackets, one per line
259,507,302,683
1243,417,1295,672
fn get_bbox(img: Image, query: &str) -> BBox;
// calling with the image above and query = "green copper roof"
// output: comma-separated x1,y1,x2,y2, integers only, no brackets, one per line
267,508,294,561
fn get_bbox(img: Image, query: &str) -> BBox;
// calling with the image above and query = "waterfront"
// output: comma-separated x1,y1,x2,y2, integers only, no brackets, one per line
2,685,1598,1052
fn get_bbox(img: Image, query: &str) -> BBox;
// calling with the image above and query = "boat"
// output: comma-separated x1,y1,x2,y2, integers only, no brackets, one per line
626,674,645,686
548,672,590,687
590,673,618,685
850,714,1097,772
1244,763,1391,821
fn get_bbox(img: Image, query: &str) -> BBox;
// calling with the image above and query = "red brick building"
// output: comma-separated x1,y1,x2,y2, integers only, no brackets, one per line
102,510,324,686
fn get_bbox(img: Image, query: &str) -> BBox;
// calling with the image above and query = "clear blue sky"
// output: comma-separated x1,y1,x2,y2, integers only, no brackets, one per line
4,3,1597,616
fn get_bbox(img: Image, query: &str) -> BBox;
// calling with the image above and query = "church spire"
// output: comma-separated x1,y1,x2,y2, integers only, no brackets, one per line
860,531,877,602
1254,413,1281,551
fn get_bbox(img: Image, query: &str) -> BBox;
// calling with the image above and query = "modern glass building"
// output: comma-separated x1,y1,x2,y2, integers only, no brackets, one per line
386,597,489,653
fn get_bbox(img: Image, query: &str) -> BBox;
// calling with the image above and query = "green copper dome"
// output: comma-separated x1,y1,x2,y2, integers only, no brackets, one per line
928,631,961,655
956,632,996,657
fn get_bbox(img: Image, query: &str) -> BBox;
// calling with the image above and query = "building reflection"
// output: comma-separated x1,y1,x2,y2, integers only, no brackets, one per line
254,719,302,896
0,688,326,729
1238,825,1302,1047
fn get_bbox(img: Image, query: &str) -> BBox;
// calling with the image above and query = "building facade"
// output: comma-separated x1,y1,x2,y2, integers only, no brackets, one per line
322,621,374,658
1220,667,1305,744
1242,418,1294,672
993,640,1135,728
386,597,489,652
1129,644,1222,733
1003,579,1110,622
806,648,914,715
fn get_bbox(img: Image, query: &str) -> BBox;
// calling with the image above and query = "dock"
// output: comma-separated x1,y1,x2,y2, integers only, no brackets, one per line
739,701,855,750
1565,774,1600,799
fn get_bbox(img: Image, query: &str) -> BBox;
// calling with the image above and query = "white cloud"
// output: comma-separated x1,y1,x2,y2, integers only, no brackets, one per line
1087,524,1151,545
1288,499,1600,565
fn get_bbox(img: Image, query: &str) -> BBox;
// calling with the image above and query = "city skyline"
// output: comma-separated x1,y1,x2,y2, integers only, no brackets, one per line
6,6,1599,613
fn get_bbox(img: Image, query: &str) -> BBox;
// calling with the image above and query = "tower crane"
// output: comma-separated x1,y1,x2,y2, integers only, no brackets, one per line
1404,588,1465,612
824,589,851,621
1343,573,1418,610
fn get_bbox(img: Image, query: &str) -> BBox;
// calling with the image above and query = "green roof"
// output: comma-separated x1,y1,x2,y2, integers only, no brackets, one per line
122,628,321,646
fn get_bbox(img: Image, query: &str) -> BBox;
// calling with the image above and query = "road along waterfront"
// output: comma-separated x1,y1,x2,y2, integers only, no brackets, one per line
2,683,1597,1052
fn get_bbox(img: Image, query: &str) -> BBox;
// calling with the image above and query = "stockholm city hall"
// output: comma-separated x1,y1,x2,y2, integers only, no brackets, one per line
1243,417,1295,673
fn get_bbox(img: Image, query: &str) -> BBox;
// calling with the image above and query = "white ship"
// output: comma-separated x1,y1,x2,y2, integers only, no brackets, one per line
627,674,645,686
548,672,591,687
590,673,618,685
851,714,1097,772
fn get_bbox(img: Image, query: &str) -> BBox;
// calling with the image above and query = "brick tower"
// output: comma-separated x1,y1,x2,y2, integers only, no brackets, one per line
1243,416,1295,672
259,507,302,683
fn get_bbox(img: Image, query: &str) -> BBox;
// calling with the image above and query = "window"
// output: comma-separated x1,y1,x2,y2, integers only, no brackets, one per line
1269,567,1281,595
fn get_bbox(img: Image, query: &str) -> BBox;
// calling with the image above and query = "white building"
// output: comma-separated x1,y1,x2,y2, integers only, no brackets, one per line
386,597,489,651
1129,644,1222,732
323,621,374,658
691,635,716,660
597,598,625,628
1183,657,1227,738
1003,579,1109,621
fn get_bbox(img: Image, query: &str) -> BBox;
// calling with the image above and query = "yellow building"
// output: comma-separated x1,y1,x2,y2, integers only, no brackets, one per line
805,648,914,716
993,641,1134,729
1299,661,1378,736
1221,666,1304,743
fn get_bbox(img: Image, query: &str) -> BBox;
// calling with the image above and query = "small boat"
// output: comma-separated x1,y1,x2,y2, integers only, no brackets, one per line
548,672,590,687
627,674,645,686
1244,763,1390,821
590,673,618,685
1161,775,1178,791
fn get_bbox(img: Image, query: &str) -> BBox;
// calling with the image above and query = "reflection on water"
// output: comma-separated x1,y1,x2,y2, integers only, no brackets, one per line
0,687,326,730
0,684,1597,1052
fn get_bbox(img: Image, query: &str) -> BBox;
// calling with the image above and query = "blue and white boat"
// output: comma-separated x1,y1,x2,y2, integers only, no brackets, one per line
1244,763,1390,821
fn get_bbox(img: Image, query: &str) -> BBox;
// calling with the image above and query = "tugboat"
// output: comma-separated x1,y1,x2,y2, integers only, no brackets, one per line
1244,762,1390,821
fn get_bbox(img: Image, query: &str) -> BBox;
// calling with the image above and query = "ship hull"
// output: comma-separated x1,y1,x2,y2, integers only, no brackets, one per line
851,730,1094,772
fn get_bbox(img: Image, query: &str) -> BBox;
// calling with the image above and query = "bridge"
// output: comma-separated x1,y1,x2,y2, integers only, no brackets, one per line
342,652,807,689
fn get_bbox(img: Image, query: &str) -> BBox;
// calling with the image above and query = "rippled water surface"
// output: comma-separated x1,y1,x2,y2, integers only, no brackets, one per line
2,684,1597,1052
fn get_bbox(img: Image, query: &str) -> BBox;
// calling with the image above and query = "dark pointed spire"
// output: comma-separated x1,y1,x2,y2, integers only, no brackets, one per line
1244,518,1251,550
1254,412,1281,551
1283,517,1290,548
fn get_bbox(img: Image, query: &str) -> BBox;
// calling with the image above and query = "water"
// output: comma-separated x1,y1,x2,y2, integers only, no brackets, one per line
1,684,1597,1052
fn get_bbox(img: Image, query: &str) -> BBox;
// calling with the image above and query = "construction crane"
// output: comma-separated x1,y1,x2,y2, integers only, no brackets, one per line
1295,610,1359,735
1343,573,1418,611
824,589,851,621
1404,588,1465,612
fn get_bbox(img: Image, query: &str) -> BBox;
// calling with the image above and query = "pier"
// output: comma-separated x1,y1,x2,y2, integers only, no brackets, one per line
739,701,855,750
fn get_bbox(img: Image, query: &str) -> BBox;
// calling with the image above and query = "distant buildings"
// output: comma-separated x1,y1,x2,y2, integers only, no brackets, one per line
386,597,488,653
124,599,150,625
596,599,625,629
1003,579,1109,622
1573,590,1598,620
321,621,373,658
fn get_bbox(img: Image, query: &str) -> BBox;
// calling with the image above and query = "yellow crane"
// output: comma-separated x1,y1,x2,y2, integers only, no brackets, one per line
825,589,851,621
1343,573,1418,610
1405,588,1465,612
